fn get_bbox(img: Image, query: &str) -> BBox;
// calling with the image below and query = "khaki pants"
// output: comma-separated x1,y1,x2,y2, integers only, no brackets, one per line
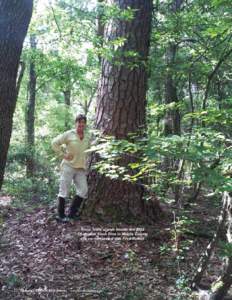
58,163,88,199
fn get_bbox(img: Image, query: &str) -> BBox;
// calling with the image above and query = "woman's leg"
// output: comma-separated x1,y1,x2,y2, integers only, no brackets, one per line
68,169,88,218
57,164,74,218
73,169,88,199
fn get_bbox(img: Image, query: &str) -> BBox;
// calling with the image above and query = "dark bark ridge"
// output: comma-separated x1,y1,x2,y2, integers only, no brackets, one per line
95,0,152,139
85,0,160,222
0,0,33,190
26,35,36,178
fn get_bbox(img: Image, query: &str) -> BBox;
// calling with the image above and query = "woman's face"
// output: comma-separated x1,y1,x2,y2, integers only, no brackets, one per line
75,119,86,132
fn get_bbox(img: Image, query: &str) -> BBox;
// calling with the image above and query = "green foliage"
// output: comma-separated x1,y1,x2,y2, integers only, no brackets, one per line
4,143,58,204
4,0,101,205
2,0,232,298
100,2,136,24
219,241,232,258
89,122,232,201
6,273,22,288
174,275,193,300
8,0,231,209
159,243,172,256
7,0,231,207
121,286,145,300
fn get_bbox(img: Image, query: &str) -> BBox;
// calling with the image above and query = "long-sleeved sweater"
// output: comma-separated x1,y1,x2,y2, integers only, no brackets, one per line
51,129,90,170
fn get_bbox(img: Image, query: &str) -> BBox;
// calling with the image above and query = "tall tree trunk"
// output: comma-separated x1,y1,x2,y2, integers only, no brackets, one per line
0,0,33,191
163,0,183,136
16,61,26,99
85,0,157,222
97,0,105,63
163,0,183,203
164,44,181,136
26,34,37,178
217,79,225,110
63,89,71,130
163,44,181,201
210,192,232,300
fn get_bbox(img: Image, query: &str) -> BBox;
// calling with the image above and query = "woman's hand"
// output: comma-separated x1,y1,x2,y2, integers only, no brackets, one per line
64,153,74,161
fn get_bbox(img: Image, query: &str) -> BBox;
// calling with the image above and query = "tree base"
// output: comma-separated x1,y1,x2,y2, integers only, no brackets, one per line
83,172,163,224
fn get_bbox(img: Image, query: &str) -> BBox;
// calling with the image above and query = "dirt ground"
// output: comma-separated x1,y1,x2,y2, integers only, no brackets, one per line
0,195,224,300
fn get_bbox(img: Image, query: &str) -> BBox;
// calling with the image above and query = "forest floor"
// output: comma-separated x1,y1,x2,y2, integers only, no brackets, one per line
0,194,224,300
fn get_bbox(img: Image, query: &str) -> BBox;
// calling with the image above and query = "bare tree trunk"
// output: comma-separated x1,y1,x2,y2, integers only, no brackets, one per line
26,35,37,178
64,90,71,107
164,44,181,136
162,0,183,203
216,79,226,110
191,192,228,289
191,192,232,300
210,192,232,300
85,0,158,222
210,257,232,300
0,0,33,191
16,61,26,99
163,0,183,137
63,89,71,130
97,0,105,63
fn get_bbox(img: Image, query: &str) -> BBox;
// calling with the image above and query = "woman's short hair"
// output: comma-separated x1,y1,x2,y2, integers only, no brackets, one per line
75,114,87,123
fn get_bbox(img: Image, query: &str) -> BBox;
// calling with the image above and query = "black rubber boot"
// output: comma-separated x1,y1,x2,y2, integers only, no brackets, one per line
56,196,68,222
68,195,84,219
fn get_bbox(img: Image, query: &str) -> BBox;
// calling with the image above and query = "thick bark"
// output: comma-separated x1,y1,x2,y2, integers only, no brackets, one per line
0,0,33,191
85,0,158,222
26,35,37,178
95,0,152,137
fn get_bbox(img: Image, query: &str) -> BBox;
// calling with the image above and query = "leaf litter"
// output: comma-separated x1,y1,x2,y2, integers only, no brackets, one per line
0,198,225,300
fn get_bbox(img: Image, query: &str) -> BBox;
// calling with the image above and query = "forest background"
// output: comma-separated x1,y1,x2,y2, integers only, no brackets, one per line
0,0,232,299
